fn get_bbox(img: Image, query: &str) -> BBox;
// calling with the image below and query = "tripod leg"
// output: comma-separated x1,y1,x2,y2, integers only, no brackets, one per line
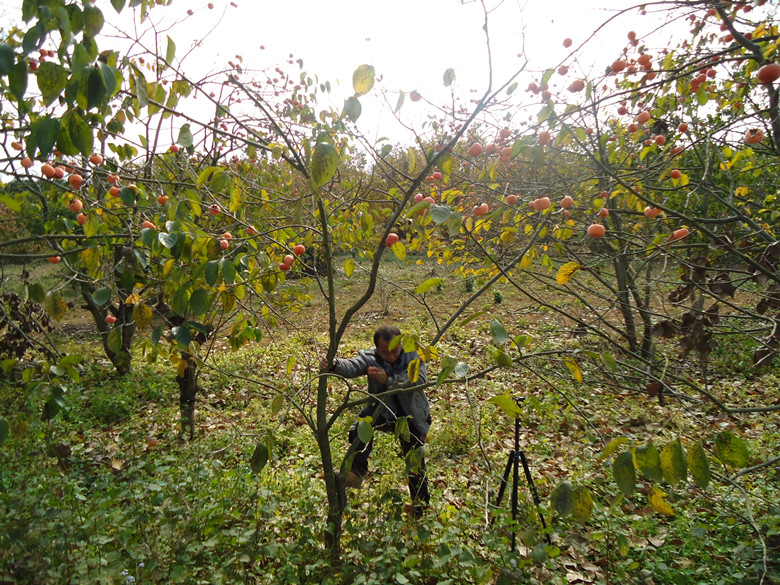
511,449,519,551
495,450,515,507
519,450,551,545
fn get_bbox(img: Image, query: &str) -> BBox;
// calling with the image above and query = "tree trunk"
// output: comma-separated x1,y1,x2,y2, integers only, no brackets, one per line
176,352,199,439
319,431,345,564
613,253,640,353
79,281,135,376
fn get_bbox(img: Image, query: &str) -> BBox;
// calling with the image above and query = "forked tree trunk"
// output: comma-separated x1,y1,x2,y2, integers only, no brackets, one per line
79,281,135,376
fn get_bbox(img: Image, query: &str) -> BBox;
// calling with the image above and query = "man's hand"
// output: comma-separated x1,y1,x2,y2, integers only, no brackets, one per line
367,366,388,384
320,356,336,372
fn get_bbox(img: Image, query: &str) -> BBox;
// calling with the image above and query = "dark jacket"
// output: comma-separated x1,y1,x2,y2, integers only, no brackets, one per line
331,348,431,436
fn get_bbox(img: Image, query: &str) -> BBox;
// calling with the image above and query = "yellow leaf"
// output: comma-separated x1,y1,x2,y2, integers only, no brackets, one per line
418,345,438,362
648,486,675,517
500,227,517,245
520,253,533,270
556,262,581,285
344,258,355,277
132,303,153,330
163,258,176,278
735,186,749,198
125,293,141,305
565,357,583,383
408,358,421,383
285,355,295,374
490,393,523,418
598,436,629,460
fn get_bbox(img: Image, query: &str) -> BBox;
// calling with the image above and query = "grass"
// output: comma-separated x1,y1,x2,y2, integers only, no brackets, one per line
0,257,779,584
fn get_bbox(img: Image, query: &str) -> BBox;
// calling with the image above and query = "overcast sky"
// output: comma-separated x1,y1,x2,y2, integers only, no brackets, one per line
1,0,654,143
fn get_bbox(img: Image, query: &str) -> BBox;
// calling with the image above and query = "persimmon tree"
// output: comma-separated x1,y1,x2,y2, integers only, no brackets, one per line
2,0,777,573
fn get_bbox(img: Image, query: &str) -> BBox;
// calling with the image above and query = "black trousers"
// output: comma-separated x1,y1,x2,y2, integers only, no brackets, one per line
348,398,430,507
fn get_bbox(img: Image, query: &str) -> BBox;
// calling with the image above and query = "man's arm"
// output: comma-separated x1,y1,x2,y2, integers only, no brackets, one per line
323,351,372,379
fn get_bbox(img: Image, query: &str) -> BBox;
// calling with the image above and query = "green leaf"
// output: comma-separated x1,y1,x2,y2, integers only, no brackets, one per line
688,441,711,489
600,351,618,372
158,232,179,249
715,431,749,468
172,325,192,350
134,73,148,107
189,289,210,316
490,317,509,346
429,204,452,225
141,227,157,247
63,109,93,155
271,394,284,416
32,116,61,158
0,418,9,444
352,64,375,96
572,486,593,522
414,277,442,294
310,142,339,189
86,66,108,110
220,258,236,285
342,96,361,122
660,439,687,486
394,91,404,113
443,67,455,86
612,451,636,496
617,534,630,556
357,420,373,444
27,283,45,304
598,436,628,460
36,62,69,106
165,35,176,64
44,292,67,321
92,287,111,306
550,481,575,516
261,273,277,293
634,442,663,482
106,327,123,354
111,0,126,13
177,123,193,148
205,261,220,286
494,349,513,368
196,166,222,189
0,43,14,76
1,359,17,375
9,60,27,100
250,442,268,473
83,4,104,38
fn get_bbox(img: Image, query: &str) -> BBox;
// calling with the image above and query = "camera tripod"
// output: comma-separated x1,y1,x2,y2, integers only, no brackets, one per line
494,411,551,550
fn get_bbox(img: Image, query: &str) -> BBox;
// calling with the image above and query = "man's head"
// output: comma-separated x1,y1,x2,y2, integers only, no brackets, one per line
374,325,402,364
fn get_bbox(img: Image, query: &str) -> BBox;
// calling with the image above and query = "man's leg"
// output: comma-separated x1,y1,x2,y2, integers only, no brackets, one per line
345,402,397,486
400,427,430,515
347,422,373,481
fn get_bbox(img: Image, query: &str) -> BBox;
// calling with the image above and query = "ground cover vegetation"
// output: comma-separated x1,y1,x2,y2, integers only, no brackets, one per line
0,0,778,583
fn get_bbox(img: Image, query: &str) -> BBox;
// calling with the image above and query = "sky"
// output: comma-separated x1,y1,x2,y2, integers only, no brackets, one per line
0,0,648,144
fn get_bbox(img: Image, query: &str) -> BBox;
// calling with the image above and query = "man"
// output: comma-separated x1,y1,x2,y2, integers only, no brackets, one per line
320,325,431,516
